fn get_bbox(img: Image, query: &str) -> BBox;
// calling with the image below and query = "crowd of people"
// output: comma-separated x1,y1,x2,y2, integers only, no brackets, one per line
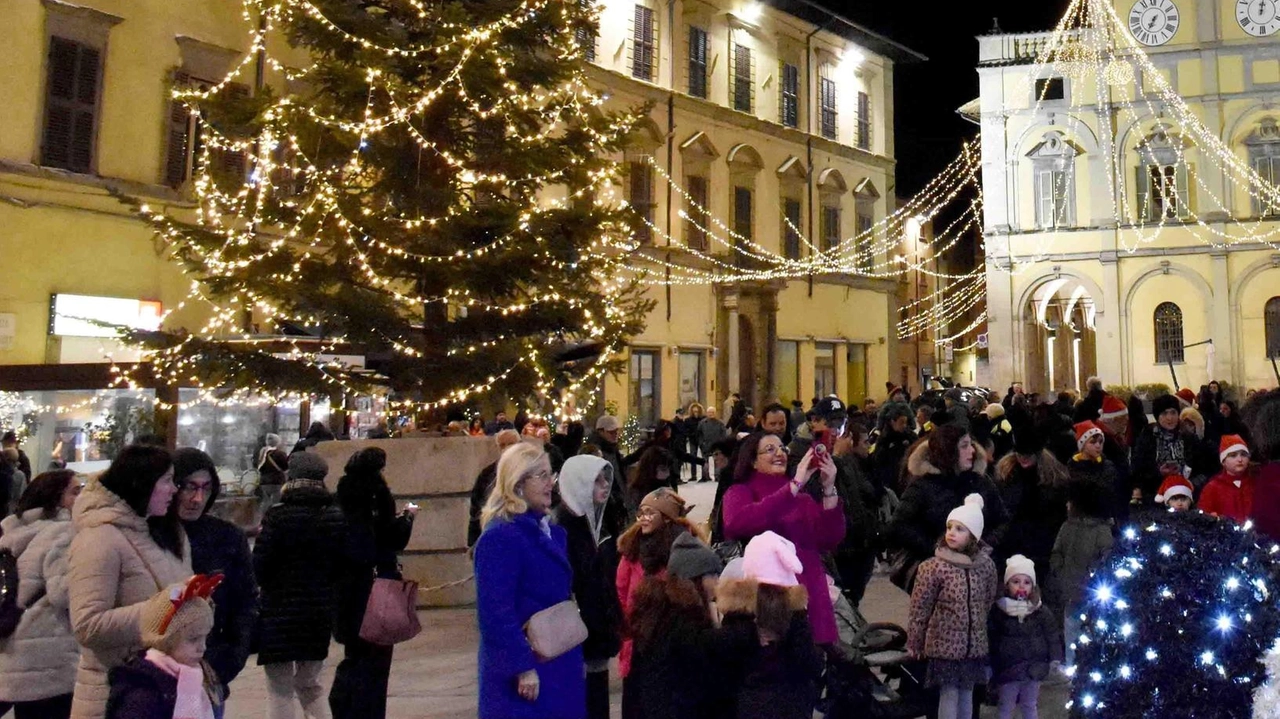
0,434,418,719
470,379,1280,719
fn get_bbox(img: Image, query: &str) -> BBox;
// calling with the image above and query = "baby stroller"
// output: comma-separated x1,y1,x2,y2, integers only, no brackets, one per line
822,600,935,719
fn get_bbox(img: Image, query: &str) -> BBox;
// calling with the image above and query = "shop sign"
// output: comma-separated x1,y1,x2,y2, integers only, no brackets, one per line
50,294,163,338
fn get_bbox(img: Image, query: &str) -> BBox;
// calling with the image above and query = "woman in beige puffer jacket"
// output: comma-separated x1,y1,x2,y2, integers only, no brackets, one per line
67,446,187,719
0,470,83,717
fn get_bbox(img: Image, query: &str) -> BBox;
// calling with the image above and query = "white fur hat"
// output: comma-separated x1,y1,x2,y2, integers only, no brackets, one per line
946,493,986,540
1004,554,1037,586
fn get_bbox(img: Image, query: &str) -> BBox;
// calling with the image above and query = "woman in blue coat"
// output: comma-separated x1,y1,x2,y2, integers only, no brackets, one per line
474,442,586,719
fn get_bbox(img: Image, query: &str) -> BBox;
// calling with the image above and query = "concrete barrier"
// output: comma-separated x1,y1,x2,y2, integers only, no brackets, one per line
312,436,502,607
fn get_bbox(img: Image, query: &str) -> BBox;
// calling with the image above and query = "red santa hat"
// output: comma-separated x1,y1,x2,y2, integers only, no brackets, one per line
1074,420,1104,451
1219,435,1250,463
1099,394,1128,422
1155,475,1194,503
1176,388,1197,408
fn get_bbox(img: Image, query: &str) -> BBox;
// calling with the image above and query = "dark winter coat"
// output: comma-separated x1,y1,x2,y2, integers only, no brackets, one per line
1049,517,1114,613
184,514,258,687
586,431,630,538
716,579,824,719
1067,456,1126,523
257,448,289,487
833,454,881,555
1249,462,1280,543
870,428,915,497
104,655,176,719
988,601,1062,685
474,511,585,719
1130,425,1204,501
467,461,498,547
552,507,622,664
988,451,1069,577
253,483,348,664
333,472,414,645
907,545,1000,661
696,418,728,455
886,443,1009,565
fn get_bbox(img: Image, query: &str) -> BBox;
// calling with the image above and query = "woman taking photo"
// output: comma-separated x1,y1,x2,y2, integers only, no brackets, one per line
721,432,846,645
330,447,417,719
0,470,82,718
67,445,188,719
474,443,585,719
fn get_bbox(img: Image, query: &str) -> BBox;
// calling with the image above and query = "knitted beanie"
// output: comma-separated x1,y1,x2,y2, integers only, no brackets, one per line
667,532,723,580
1004,554,1037,586
1074,420,1104,451
640,487,689,522
139,579,219,655
287,451,329,481
1220,434,1250,463
741,531,803,587
947,493,986,540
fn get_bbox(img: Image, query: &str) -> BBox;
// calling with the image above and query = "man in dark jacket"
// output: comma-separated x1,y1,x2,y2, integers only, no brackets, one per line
466,429,521,546
1130,393,1204,505
832,423,882,605
1,431,31,483
171,448,259,693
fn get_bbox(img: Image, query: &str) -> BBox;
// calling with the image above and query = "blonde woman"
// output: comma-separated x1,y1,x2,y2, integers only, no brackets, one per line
473,443,585,719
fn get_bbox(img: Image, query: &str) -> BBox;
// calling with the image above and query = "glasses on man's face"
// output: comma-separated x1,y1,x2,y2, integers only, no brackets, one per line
757,443,785,456
180,482,212,497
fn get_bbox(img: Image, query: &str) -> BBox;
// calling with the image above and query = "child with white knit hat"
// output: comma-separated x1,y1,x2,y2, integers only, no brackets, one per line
906,494,1000,719
988,554,1062,719
105,575,225,719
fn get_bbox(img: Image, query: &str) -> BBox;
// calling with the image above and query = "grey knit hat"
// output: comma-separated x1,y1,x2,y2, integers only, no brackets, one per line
287,451,329,481
667,532,722,580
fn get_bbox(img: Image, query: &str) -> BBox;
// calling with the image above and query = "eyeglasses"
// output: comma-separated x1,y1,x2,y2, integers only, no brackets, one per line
757,444,786,456
180,482,212,497
638,507,659,519
523,469,558,485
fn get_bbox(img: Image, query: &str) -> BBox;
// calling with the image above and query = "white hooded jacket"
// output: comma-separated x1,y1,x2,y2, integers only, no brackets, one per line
556,455,613,543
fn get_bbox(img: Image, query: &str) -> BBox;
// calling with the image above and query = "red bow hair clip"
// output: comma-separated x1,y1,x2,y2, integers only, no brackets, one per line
158,573,224,635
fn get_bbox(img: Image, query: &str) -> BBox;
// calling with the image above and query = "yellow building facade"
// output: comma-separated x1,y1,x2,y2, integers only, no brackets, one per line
974,0,1280,395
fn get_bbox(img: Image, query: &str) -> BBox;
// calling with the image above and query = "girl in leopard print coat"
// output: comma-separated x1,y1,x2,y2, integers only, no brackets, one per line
907,493,1000,719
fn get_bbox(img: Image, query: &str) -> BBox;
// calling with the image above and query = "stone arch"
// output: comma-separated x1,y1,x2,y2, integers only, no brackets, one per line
1014,268,1106,325
1228,253,1280,384
1121,260,1214,382
628,116,665,150
726,143,764,169
1013,269,1105,392
816,168,848,192
1225,101,1280,147
1012,115,1102,158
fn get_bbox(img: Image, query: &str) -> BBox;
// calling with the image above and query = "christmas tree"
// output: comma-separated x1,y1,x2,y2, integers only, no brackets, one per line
129,0,651,414
1069,511,1280,718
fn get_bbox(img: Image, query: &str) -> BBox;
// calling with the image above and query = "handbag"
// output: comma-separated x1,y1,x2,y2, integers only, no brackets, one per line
524,599,588,661
358,577,422,646
887,548,921,594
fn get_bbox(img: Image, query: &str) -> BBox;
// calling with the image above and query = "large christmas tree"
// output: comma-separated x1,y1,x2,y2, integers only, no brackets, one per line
130,0,651,413
1069,511,1280,719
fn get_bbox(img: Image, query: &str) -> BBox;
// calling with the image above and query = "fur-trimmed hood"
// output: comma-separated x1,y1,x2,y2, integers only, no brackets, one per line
906,439,989,479
716,578,808,616
995,450,1068,487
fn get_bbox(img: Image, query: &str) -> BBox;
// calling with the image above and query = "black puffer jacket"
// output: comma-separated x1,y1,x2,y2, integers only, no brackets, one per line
552,508,622,663
988,602,1062,685
186,514,258,686
253,483,348,664
886,443,1009,564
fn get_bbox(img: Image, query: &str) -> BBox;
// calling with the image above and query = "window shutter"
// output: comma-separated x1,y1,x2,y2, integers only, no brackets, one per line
783,198,801,259
210,82,250,188
42,37,100,173
1175,163,1191,218
1034,169,1049,227
1135,164,1150,222
164,70,193,188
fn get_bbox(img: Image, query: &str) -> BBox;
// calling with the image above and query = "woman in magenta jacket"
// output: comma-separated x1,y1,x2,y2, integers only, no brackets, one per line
722,431,845,644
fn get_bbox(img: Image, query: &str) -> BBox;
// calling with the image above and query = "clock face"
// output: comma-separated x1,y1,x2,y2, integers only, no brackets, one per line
1128,0,1180,46
1237,0,1280,37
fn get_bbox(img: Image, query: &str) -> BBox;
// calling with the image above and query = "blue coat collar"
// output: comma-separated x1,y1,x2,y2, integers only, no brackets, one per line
511,510,572,575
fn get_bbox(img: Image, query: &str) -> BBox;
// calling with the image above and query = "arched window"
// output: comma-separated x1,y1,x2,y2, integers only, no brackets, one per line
1267,297,1280,359
1154,302,1184,364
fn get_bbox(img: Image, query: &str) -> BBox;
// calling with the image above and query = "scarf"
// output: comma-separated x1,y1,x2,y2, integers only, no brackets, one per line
1073,453,1102,464
996,597,1040,623
1154,428,1185,470
144,649,217,719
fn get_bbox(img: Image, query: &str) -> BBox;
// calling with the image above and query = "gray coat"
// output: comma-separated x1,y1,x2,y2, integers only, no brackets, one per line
1049,517,1114,612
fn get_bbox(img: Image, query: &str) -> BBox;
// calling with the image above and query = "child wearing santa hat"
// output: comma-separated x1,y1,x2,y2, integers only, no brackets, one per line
1155,474,1195,512
989,555,1062,719
1067,421,1125,521
907,494,999,719
1198,435,1254,524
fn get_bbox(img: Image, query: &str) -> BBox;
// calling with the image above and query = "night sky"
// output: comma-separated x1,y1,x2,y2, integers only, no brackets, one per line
839,0,1075,197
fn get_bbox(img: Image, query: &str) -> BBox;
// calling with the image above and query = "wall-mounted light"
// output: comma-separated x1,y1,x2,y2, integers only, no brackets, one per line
840,47,865,74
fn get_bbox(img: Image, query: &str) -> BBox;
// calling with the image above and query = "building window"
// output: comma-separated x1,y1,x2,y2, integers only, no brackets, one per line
819,74,837,140
855,203,874,272
782,198,802,259
1267,297,1280,359
41,37,102,174
731,43,753,113
774,340,799,405
779,63,799,128
164,73,250,191
688,26,708,99
1154,302,1185,364
629,349,660,428
1034,77,1066,102
815,342,836,399
1246,118,1280,217
678,351,705,410
1033,165,1074,228
1136,127,1192,221
576,0,597,62
685,174,709,250
631,5,657,82
820,205,840,252
855,91,871,151
627,157,655,245
732,186,753,259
